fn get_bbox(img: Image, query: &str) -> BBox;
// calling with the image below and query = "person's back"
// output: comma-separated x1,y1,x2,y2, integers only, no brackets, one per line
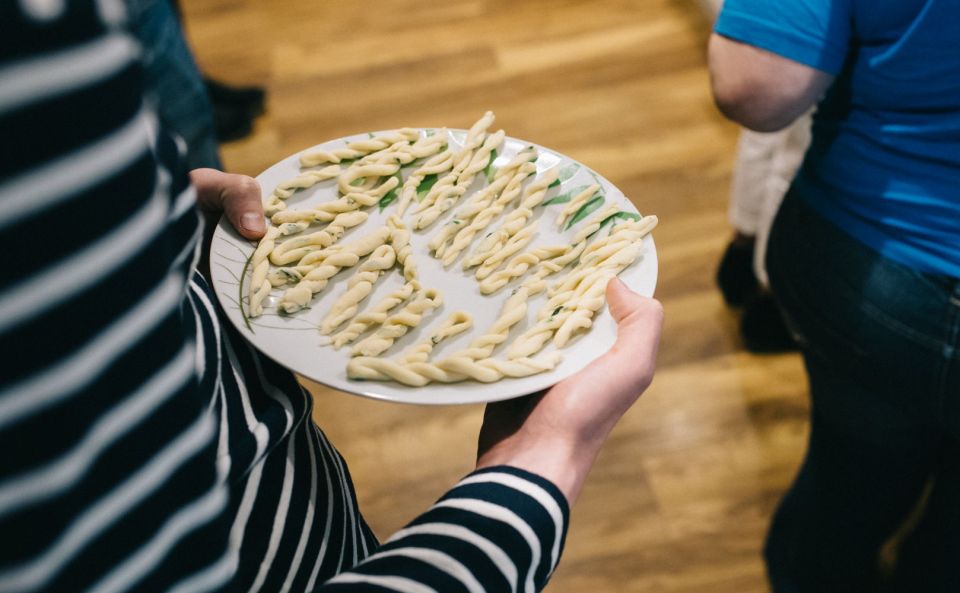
719,0,960,276
711,1,960,591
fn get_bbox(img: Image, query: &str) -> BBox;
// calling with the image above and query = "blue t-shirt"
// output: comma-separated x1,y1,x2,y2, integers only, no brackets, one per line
716,0,960,278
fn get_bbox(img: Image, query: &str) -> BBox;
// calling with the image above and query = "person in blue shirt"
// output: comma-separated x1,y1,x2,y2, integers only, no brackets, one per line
709,1,960,591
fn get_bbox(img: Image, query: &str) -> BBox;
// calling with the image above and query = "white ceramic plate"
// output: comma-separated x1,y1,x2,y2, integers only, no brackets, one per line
209,129,657,405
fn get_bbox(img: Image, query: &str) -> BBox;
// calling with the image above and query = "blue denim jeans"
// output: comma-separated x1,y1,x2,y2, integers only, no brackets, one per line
765,189,960,593
129,0,221,170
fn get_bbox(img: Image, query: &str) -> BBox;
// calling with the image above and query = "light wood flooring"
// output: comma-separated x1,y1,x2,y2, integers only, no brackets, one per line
182,1,811,591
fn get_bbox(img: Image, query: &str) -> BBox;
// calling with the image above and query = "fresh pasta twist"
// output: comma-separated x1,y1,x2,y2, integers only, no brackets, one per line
395,144,456,215
397,311,473,364
357,133,446,167
508,218,652,358
337,162,401,196
248,227,280,318
320,244,396,334
263,165,342,217
347,352,561,386
518,204,623,296
465,166,560,270
547,215,658,298
413,112,497,218
474,224,536,280
478,245,569,295
554,184,601,229
268,246,344,287
298,129,420,167
413,130,506,231
387,215,417,281
427,150,537,258
438,161,536,266
277,226,391,314
351,288,442,357
269,211,368,265
270,179,397,228
454,287,529,360
331,281,418,348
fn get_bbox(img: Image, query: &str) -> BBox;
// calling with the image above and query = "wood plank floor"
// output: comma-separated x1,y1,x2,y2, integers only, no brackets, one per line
182,1,811,591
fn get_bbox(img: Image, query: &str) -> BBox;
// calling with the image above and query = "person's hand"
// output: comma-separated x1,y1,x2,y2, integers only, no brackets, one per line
190,168,266,240
476,277,663,504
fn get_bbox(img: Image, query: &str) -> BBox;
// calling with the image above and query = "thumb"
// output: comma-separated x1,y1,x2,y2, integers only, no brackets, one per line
602,277,663,377
191,168,266,240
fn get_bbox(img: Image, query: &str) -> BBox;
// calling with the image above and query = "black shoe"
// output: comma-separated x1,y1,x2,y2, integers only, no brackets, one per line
716,239,760,307
204,77,266,116
213,102,254,143
741,293,799,353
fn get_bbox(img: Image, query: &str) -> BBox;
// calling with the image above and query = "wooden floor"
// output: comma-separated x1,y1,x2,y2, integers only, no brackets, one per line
183,1,811,591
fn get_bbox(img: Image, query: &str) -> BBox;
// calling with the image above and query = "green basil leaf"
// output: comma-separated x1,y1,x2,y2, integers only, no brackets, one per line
565,193,605,230
378,173,404,211
484,149,499,183
349,177,366,187
417,173,439,200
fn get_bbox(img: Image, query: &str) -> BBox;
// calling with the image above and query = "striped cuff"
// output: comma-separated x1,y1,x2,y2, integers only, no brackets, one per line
321,466,569,593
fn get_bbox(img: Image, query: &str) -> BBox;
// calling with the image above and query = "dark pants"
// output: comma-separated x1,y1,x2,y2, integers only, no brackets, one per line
764,189,960,593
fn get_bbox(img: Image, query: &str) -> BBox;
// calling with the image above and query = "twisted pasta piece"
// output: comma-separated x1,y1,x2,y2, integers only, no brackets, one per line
387,215,417,281
554,184,601,229
337,162,401,196
414,130,509,230
248,227,281,318
553,271,626,347
298,129,420,167
357,133,446,167
277,221,311,236
269,245,346,286
505,312,568,360
454,287,529,361
347,352,561,386
509,219,651,357
474,224,536,280
269,179,396,226
478,245,569,295
269,211,368,265
320,244,396,334
278,226,391,314
351,288,442,357
519,204,622,296
427,150,537,258
397,311,473,364
577,214,658,270
395,139,456,215
263,165,342,216
439,161,536,266
422,149,537,250
413,112,496,217
547,215,658,298
330,281,419,349
465,166,560,270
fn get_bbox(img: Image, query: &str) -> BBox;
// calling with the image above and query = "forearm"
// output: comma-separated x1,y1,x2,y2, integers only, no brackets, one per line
316,466,570,593
476,431,597,506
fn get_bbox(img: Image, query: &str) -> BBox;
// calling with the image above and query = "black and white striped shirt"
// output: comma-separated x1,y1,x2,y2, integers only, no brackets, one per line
0,2,569,592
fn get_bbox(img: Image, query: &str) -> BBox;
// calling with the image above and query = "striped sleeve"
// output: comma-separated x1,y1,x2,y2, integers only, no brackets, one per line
319,466,569,593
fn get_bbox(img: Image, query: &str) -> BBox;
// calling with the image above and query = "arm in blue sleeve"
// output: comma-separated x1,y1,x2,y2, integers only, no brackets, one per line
715,0,853,74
